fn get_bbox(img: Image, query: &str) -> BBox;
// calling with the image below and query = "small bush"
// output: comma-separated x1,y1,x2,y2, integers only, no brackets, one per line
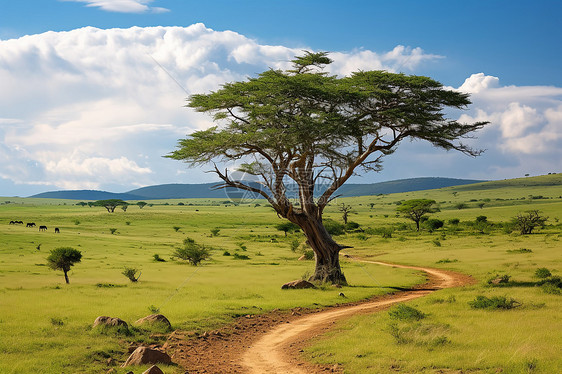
487,274,511,285
50,317,64,326
233,253,250,260
432,239,441,247
448,218,460,225
425,219,444,232
468,295,520,309
436,258,458,264
173,226,181,232
323,219,345,236
122,267,141,282
344,221,361,232
388,304,426,321
475,215,488,223
290,239,300,252
109,228,117,235
152,254,165,262
173,237,211,266
210,228,220,236
303,249,315,260
507,248,533,254
534,268,552,278
223,250,231,256
455,203,468,210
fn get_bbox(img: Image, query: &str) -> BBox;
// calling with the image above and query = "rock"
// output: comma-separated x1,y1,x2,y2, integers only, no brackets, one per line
93,316,128,329
142,365,165,374
121,347,172,367
281,279,316,289
135,314,172,330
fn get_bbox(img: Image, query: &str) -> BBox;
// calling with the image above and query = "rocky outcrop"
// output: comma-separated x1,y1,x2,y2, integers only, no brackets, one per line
122,347,171,367
135,314,172,330
281,279,316,289
93,316,128,329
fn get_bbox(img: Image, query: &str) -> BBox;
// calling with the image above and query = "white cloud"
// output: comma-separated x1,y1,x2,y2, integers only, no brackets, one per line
455,74,562,174
0,24,443,194
62,0,169,14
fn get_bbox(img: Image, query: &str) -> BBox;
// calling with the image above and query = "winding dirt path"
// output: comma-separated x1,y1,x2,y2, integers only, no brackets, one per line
168,259,473,374
242,260,469,374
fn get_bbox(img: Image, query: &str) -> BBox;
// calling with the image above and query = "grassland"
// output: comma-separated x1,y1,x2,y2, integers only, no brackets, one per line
1,174,561,373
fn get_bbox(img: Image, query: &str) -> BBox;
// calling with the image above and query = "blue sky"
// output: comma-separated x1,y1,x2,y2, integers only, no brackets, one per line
0,0,561,196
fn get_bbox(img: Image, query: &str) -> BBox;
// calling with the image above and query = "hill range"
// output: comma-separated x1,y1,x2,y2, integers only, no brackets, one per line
30,177,485,200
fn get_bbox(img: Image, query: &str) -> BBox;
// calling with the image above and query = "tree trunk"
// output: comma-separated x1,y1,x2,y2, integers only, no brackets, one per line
63,270,70,284
292,215,347,285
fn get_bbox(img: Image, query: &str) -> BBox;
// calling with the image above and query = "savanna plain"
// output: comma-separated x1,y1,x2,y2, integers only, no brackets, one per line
1,174,561,374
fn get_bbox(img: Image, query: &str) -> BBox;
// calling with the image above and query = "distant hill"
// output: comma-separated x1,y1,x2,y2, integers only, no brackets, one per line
30,190,145,201
30,177,484,200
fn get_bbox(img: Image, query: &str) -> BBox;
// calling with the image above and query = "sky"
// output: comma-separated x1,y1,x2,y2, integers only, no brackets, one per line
0,0,561,196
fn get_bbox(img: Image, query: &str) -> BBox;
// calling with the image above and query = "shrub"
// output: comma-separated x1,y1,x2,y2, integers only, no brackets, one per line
233,253,250,260
109,228,117,235
122,267,141,282
388,304,426,321
344,221,361,232
152,254,165,262
323,219,345,236
448,218,460,225
487,274,511,285
535,268,552,279
436,258,458,264
172,237,211,266
210,228,220,236
303,249,315,260
455,203,467,210
475,215,487,222
290,239,300,252
223,250,231,256
432,239,441,247
468,295,520,309
425,219,444,232
173,226,181,232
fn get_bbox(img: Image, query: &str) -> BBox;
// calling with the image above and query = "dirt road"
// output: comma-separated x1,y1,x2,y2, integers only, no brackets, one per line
168,260,472,373
241,260,469,374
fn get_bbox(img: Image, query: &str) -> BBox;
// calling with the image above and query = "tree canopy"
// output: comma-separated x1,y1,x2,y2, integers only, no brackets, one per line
168,51,487,284
47,247,82,284
397,199,438,231
93,199,128,213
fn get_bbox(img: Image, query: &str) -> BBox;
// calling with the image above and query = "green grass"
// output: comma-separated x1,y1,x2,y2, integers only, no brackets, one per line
1,174,561,373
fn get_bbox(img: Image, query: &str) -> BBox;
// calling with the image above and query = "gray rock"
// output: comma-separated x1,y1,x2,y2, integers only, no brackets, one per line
122,347,171,367
281,279,316,289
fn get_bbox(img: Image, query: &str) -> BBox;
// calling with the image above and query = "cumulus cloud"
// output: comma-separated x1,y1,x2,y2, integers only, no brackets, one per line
0,24,443,194
62,0,169,14
454,73,562,176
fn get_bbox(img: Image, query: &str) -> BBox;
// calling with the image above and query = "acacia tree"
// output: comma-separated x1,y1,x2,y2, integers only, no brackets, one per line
47,247,82,284
168,52,487,284
93,199,127,213
397,199,438,231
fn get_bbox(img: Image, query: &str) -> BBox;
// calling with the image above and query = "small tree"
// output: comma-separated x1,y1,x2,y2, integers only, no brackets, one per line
137,201,148,209
173,237,211,266
121,204,128,212
122,267,141,282
513,210,548,235
339,203,353,225
275,221,300,237
47,247,82,284
93,199,127,213
397,199,437,231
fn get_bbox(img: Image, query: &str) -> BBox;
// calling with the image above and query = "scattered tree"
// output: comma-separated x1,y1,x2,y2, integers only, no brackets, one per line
121,204,128,212
47,247,82,284
339,203,353,225
275,221,300,237
76,202,88,207
512,210,548,235
93,199,127,213
210,228,221,236
122,267,141,282
173,237,211,266
168,52,487,284
137,201,148,209
397,199,437,231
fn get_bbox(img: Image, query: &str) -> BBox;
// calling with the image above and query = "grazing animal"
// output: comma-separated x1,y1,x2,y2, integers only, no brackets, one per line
26,222,36,228
39,225,47,231
54,227,60,233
